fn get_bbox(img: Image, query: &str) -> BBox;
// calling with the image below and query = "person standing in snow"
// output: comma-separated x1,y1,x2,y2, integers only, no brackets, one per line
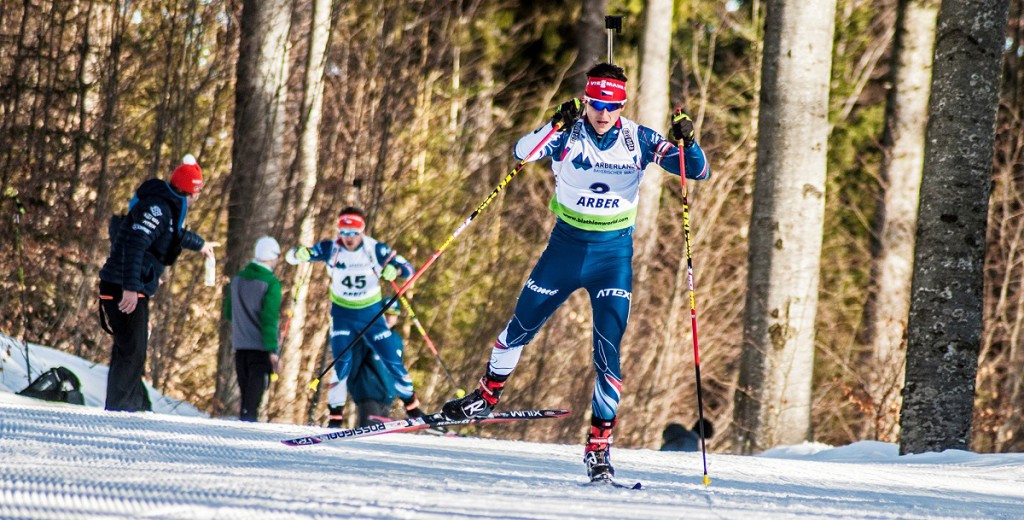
287,206,427,424
223,236,283,422
441,63,710,482
98,155,218,412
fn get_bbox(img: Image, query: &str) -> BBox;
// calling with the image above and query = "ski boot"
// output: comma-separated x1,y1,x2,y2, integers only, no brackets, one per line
403,393,424,419
584,418,617,482
441,373,506,420
327,406,345,428
402,393,452,435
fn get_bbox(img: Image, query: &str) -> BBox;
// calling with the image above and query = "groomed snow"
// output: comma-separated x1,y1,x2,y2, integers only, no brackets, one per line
2,335,1023,519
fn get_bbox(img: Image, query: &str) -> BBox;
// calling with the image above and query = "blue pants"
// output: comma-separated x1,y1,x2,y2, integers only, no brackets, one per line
329,303,414,400
490,221,633,420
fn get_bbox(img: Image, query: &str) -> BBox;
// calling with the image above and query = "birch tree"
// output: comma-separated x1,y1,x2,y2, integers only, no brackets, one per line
733,0,837,454
266,0,335,423
860,0,939,441
633,0,673,285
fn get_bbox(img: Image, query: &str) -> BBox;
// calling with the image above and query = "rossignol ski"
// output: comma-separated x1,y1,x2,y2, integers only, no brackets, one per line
584,479,643,490
281,409,569,446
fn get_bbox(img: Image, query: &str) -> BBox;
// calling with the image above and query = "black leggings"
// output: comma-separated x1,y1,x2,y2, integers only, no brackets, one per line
235,349,273,421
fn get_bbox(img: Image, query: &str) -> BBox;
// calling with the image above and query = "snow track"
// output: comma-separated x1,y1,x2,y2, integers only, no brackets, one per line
2,392,1024,519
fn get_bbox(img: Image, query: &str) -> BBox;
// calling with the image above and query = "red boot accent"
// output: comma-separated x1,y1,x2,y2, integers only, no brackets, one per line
478,375,506,406
585,417,617,453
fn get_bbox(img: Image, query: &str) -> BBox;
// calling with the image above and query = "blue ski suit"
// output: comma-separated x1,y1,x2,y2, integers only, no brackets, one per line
304,237,416,401
488,116,709,421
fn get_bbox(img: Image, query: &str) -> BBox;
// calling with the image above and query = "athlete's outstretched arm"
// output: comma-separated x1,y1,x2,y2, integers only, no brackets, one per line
513,122,570,162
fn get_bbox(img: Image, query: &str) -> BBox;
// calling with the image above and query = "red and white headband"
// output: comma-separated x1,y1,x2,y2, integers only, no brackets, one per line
336,213,366,233
584,77,628,103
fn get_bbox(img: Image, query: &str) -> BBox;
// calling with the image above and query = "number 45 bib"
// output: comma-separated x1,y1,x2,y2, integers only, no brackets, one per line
326,236,385,309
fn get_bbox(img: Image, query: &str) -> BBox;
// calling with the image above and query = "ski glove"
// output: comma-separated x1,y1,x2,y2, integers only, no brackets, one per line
288,247,312,264
381,264,399,281
551,98,582,129
671,108,696,148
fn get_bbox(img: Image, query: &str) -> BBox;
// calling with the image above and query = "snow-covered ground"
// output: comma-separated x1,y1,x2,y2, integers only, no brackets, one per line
2,334,1023,519
0,333,203,416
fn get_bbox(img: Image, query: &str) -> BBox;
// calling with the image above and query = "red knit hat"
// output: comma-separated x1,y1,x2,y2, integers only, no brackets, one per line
169,154,203,195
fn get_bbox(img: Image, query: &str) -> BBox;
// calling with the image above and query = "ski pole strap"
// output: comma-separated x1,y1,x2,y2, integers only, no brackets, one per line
97,298,114,336
97,289,145,335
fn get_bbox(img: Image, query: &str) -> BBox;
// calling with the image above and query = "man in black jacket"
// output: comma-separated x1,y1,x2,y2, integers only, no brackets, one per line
98,155,218,412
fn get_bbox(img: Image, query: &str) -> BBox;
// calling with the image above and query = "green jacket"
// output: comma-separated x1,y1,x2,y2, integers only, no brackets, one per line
223,262,282,352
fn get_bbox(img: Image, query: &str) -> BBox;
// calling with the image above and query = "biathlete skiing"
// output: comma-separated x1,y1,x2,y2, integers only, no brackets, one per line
440,62,710,482
287,207,428,423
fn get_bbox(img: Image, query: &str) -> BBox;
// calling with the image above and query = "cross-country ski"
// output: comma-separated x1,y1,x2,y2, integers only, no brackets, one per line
583,480,643,490
282,409,570,446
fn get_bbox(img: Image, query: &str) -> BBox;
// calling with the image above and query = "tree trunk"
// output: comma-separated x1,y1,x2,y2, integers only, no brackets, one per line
215,0,292,417
899,0,1010,455
860,0,938,442
266,0,334,424
94,1,128,225
733,0,836,454
571,0,609,91
633,0,673,285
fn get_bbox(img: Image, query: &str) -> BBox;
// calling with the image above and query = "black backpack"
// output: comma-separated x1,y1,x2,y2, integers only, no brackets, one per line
17,366,85,405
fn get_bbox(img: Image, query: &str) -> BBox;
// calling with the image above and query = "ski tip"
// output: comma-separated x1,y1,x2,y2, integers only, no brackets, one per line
281,438,321,447
549,409,571,417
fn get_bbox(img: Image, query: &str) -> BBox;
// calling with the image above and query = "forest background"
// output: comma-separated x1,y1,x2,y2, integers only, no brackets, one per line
1,0,1021,454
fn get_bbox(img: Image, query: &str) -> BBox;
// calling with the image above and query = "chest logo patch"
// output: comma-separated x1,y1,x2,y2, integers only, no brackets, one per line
572,153,593,171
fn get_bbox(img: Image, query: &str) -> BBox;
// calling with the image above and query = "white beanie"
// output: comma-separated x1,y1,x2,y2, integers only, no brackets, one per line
254,236,281,262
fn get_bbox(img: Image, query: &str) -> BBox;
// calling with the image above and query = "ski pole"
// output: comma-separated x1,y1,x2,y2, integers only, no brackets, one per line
272,261,313,383
364,247,465,398
676,123,711,487
307,122,565,390
5,187,31,384
387,280,465,397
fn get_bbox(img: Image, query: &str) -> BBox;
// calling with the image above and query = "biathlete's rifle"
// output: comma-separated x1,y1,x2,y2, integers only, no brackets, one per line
675,114,711,487
605,15,623,63
307,122,565,391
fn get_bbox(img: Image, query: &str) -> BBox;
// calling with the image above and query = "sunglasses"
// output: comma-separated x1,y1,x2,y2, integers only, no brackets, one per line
588,100,624,112
338,230,361,237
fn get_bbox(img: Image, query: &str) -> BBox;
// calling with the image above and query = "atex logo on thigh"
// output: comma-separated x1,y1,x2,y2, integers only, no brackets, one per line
596,288,631,300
